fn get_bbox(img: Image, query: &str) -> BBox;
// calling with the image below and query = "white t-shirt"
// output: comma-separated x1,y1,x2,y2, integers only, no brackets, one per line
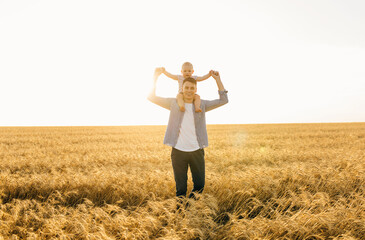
174,103,200,152
177,75,198,93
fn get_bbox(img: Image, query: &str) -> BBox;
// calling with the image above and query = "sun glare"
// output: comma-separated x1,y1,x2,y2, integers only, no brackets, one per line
0,1,364,126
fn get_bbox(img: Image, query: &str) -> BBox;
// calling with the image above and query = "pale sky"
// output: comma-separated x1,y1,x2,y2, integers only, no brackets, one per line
1,0,364,126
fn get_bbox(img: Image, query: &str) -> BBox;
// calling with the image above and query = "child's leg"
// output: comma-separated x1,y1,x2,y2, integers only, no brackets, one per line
177,93,185,112
194,94,202,112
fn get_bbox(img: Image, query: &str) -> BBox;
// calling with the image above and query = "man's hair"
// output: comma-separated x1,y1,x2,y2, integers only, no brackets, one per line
182,62,193,68
183,77,197,86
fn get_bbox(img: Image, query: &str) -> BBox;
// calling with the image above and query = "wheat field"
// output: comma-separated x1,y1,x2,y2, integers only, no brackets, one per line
0,123,364,239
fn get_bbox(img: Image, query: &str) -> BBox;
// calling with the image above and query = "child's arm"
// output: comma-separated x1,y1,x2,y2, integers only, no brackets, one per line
195,70,213,82
161,67,178,80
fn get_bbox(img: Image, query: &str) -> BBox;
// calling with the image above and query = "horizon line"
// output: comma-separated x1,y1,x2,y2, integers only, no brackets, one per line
1,121,364,128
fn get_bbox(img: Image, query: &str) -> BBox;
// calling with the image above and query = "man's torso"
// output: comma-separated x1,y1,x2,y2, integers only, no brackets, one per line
174,103,200,152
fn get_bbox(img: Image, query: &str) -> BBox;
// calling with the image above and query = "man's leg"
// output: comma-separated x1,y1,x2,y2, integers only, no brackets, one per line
188,148,205,199
171,148,189,197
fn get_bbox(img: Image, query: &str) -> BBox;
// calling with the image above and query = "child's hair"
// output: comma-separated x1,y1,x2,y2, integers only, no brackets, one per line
182,62,193,69
183,77,197,86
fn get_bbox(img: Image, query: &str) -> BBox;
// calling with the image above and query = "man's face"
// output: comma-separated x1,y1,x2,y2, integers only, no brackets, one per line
182,81,197,101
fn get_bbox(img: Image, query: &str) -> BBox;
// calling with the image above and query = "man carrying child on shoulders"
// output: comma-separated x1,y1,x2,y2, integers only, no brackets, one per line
148,67,228,200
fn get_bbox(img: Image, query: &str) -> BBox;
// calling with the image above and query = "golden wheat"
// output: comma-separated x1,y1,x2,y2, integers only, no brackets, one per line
0,123,364,239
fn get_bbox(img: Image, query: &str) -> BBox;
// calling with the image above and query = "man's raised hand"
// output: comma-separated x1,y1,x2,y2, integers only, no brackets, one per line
211,70,220,80
154,68,163,79
211,71,225,91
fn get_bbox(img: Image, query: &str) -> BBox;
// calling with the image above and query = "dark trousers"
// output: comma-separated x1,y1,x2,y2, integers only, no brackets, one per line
171,148,205,198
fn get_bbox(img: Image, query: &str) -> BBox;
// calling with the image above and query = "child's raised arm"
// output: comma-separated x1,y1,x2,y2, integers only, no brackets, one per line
196,70,213,82
161,67,178,80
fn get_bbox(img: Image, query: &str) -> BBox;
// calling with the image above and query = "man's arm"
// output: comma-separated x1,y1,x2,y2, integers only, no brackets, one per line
204,71,229,112
196,70,213,82
147,68,173,110
161,67,178,80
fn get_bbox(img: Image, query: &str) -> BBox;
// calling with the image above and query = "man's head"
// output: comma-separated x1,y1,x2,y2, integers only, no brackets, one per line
182,77,197,103
181,62,194,78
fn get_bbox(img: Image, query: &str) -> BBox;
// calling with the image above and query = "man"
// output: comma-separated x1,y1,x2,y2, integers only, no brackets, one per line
148,68,228,199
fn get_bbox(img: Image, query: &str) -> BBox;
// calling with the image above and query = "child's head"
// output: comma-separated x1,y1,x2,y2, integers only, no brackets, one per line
181,62,194,78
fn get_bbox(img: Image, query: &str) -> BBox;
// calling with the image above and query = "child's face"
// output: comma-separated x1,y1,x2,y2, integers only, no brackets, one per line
181,65,194,78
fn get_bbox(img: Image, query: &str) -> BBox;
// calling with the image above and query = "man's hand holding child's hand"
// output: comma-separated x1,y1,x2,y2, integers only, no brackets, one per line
211,71,220,79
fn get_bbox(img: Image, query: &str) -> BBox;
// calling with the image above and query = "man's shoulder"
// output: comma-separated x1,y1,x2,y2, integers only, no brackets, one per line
164,97,177,103
165,97,178,107
200,99,210,106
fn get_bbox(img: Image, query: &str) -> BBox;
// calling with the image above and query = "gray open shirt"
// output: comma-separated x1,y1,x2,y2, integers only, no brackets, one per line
148,90,229,149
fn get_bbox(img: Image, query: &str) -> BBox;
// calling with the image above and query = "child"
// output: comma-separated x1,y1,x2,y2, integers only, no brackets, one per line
161,62,212,112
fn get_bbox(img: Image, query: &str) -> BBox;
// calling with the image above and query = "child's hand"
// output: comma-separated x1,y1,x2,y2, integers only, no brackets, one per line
211,71,220,79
